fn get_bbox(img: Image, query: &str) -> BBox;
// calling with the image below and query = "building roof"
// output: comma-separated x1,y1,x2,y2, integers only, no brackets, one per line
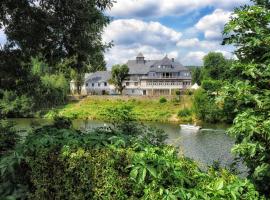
127,54,189,75
137,52,144,58
127,60,158,74
85,71,111,83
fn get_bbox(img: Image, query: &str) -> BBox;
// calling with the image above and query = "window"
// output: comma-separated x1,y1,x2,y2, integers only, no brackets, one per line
92,83,94,87
126,82,130,86
98,83,100,87
132,89,135,93
104,82,107,86
86,83,88,87
135,82,138,86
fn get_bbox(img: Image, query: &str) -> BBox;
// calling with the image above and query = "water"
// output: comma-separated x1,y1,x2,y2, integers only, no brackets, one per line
8,118,240,170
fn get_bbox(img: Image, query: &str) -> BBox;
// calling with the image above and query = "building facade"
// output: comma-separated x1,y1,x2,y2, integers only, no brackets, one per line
72,53,192,96
123,53,192,95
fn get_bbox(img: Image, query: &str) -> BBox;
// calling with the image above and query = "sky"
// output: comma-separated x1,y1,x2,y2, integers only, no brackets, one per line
103,0,250,67
0,1,250,67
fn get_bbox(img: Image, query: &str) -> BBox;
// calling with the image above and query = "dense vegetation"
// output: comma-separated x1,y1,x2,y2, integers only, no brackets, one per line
45,96,194,123
221,0,270,196
0,107,262,199
191,52,237,123
192,0,270,196
0,0,113,117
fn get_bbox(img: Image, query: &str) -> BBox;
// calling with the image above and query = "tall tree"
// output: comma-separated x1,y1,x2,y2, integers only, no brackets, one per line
222,0,270,196
110,64,129,94
0,0,113,93
202,52,227,80
191,67,202,85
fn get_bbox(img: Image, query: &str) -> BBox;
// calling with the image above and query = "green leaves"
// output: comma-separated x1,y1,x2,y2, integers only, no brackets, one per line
110,64,129,94
222,0,270,196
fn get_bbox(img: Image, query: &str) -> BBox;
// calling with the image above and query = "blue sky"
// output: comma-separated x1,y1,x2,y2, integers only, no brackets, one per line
103,0,250,66
0,0,250,67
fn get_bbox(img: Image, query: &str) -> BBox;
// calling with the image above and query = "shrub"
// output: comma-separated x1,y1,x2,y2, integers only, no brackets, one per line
193,89,222,123
178,108,192,117
159,96,167,103
0,120,19,156
0,125,261,199
202,79,223,92
36,73,69,108
185,89,193,95
0,90,33,118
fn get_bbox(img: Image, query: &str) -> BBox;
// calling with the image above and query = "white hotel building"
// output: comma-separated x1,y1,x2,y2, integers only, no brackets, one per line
73,53,192,96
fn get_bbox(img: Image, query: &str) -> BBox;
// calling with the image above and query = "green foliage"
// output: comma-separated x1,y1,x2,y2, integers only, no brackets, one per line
30,57,49,76
0,90,33,118
202,52,229,80
53,116,73,129
222,0,270,196
110,64,129,94
0,0,112,68
202,79,223,93
191,67,202,85
0,120,19,156
175,90,181,96
178,108,192,117
38,73,69,107
0,120,262,199
101,104,138,135
159,96,167,103
193,89,223,123
0,0,113,112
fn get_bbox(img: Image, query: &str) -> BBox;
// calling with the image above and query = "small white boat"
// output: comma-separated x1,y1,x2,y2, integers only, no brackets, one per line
180,124,201,131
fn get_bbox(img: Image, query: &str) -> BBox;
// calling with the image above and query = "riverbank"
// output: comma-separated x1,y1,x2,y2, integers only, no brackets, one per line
44,95,194,123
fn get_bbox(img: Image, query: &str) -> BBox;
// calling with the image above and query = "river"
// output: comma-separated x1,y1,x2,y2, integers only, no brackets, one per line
8,118,245,172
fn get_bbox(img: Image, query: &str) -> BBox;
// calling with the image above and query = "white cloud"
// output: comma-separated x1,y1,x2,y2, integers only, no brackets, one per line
103,19,184,66
177,38,220,49
103,18,235,67
195,9,231,40
103,19,182,49
109,0,249,18
183,51,207,66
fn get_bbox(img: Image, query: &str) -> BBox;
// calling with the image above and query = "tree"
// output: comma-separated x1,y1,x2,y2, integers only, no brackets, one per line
202,52,228,80
222,0,270,196
110,64,129,94
191,67,202,85
0,0,113,95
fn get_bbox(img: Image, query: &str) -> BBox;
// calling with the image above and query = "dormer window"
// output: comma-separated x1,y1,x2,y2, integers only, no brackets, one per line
161,65,172,69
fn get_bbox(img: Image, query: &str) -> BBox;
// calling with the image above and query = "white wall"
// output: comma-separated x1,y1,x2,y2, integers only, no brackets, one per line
85,81,116,95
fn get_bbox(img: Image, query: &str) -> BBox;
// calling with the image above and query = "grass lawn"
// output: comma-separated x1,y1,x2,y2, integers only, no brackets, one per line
45,95,194,123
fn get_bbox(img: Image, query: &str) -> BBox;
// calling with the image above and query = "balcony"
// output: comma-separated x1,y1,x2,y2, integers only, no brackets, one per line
140,75,191,80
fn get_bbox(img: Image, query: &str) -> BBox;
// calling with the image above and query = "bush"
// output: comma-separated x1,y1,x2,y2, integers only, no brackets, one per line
201,79,222,93
35,73,69,108
185,89,193,95
0,112,262,199
0,124,261,200
0,90,33,118
0,120,19,156
178,108,192,117
193,89,222,123
159,96,167,103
